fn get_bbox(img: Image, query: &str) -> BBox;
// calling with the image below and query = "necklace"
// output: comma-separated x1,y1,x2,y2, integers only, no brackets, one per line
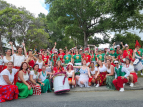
9,70,12,74
23,70,26,74
126,64,129,68
42,71,46,77
34,70,37,75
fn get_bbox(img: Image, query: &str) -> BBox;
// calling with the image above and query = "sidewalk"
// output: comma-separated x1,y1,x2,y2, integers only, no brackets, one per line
70,78,143,92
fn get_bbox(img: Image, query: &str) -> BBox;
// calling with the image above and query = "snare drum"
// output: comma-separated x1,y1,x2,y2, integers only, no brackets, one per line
133,59,143,72
53,72,70,94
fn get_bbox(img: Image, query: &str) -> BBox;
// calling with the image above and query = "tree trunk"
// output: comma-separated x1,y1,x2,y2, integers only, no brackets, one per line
0,34,4,54
84,32,87,48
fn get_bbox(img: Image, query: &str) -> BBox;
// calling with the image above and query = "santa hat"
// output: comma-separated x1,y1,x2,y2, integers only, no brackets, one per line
135,40,141,48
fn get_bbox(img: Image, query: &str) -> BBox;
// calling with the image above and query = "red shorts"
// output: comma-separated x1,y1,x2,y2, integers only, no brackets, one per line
88,76,94,82
68,78,75,82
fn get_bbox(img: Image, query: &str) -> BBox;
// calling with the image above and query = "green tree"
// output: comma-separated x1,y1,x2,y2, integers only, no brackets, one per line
111,32,143,49
45,0,143,48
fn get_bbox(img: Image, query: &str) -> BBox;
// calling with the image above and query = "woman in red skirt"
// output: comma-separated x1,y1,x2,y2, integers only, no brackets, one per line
124,57,138,87
28,64,41,95
0,62,19,103
95,60,107,87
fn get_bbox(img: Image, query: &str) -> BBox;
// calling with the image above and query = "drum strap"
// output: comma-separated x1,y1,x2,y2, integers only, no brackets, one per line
137,50,142,57
127,50,132,58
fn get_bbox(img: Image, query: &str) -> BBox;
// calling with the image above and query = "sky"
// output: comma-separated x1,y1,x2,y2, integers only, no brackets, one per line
5,0,49,17
3,0,143,48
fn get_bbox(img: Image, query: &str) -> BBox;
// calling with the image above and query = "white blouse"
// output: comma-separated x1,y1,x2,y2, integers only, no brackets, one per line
36,60,43,69
99,64,107,72
0,68,18,85
30,70,39,80
13,54,25,66
66,70,74,78
90,67,98,75
18,72,29,81
3,56,13,64
124,64,134,73
39,72,47,82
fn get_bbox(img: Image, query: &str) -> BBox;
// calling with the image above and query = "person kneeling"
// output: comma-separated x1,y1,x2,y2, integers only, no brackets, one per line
66,63,75,88
28,64,41,95
16,62,33,98
112,61,130,92
38,66,52,93
0,62,19,103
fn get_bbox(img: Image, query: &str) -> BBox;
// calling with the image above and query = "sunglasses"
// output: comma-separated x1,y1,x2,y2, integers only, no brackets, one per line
114,63,118,64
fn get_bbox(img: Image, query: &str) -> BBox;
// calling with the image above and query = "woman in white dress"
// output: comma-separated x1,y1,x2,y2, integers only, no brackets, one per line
66,63,75,88
88,62,98,86
74,60,92,88
0,62,19,103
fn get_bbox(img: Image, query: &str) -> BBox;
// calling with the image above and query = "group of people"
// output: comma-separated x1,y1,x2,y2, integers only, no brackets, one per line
0,40,143,103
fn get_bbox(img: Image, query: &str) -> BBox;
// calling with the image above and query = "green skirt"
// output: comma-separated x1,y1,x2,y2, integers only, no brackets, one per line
39,79,52,93
106,75,116,90
16,82,33,98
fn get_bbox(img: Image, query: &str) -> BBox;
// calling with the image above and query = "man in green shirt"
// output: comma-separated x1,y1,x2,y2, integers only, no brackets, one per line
63,51,72,64
97,49,105,62
110,48,118,59
73,50,82,66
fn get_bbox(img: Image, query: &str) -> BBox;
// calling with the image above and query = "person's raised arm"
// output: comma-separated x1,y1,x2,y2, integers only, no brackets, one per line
113,42,115,50
22,43,27,57
73,66,82,69
88,45,90,54
121,42,125,50
53,42,56,51
94,45,97,54
9,42,15,55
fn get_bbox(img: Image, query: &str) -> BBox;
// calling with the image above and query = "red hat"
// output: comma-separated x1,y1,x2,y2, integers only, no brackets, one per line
135,40,141,48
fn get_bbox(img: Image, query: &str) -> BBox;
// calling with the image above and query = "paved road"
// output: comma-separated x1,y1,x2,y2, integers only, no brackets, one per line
0,90,143,107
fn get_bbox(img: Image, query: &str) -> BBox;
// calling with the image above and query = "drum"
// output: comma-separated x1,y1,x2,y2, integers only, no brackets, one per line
133,59,143,72
53,72,70,94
